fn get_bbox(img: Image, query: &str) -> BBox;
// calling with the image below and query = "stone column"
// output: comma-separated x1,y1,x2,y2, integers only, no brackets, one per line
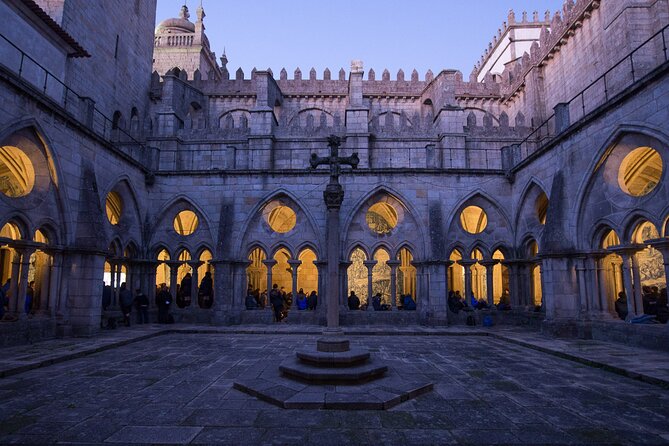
288,260,302,299
609,245,644,319
232,261,251,310
263,259,277,299
501,260,519,308
479,259,498,307
574,256,589,319
413,261,429,314
114,260,123,307
363,260,377,311
210,259,232,322
17,247,35,319
8,249,22,313
631,254,644,316
47,251,63,315
387,260,401,311
595,257,611,316
315,260,327,315
37,254,51,314
458,259,477,306
166,260,181,302
188,261,203,308
146,261,158,309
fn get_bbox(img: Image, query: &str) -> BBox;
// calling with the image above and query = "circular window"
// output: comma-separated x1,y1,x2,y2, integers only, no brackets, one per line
366,202,398,235
174,210,199,236
535,192,549,225
0,146,35,198
106,191,123,225
618,147,662,196
460,206,487,234
267,205,296,233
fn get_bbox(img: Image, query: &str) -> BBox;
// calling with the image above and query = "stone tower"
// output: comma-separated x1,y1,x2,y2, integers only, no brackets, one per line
153,3,221,81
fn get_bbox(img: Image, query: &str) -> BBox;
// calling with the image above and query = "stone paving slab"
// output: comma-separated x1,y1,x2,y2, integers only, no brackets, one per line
0,331,666,444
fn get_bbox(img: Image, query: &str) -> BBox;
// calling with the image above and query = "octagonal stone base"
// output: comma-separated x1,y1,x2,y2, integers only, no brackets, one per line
234,371,433,410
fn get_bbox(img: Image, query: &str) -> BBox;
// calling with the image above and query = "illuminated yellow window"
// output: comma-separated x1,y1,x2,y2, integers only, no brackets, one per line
460,206,487,234
0,146,35,198
535,192,549,225
618,147,662,197
174,210,199,236
366,202,398,235
106,192,123,225
267,205,296,233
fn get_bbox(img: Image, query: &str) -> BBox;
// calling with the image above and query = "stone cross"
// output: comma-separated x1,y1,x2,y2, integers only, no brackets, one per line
310,135,358,331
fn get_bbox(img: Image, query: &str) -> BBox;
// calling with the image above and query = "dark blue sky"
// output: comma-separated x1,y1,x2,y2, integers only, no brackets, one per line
156,0,564,78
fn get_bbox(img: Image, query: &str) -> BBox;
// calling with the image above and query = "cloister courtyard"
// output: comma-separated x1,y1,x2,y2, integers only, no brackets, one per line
0,325,667,445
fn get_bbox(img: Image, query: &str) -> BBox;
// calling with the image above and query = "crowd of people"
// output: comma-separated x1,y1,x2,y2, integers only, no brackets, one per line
246,285,318,322
346,290,417,311
447,289,512,314
615,286,668,324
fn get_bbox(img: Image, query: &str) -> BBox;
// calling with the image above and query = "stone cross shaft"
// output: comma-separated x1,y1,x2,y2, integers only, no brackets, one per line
310,135,358,331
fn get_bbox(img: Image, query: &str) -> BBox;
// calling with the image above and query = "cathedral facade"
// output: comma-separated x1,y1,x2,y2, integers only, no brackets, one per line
1,0,668,343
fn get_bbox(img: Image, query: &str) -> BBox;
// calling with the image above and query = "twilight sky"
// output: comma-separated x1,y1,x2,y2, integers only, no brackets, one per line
156,0,564,78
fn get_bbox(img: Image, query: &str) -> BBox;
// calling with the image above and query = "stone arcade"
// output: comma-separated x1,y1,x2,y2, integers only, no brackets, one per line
1,0,669,346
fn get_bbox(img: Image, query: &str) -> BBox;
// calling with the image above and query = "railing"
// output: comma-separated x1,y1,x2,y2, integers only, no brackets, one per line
510,23,669,169
0,33,151,168
156,145,504,172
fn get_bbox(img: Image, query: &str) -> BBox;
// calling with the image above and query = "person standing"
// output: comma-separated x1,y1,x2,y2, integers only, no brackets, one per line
135,289,149,324
348,291,360,310
198,271,213,308
119,282,133,326
156,283,172,323
269,284,283,322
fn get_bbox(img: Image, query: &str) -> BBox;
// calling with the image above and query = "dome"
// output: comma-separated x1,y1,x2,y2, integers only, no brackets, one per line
155,5,195,34
155,17,195,34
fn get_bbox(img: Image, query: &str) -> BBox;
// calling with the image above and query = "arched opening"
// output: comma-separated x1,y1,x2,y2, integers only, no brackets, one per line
536,192,549,225
105,191,123,225
492,249,508,304
297,248,318,296
195,249,213,308
397,247,416,306
601,229,623,314
366,202,398,235
0,146,35,198
371,248,391,307
271,248,292,297
460,206,487,234
527,240,542,307
174,210,199,236
631,221,666,290
130,107,140,133
155,249,171,288
448,249,464,295
347,248,367,306
27,229,52,315
176,249,193,308
471,249,486,302
618,147,662,197
247,248,267,295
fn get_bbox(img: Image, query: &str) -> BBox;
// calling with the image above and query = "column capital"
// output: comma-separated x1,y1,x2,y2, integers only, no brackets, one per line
262,259,278,267
363,260,377,270
457,259,478,267
165,260,183,269
287,259,302,266
187,260,204,268
386,260,401,268
478,259,499,268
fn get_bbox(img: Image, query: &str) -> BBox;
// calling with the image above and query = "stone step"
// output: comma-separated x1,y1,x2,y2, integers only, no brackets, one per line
279,357,388,384
296,347,370,367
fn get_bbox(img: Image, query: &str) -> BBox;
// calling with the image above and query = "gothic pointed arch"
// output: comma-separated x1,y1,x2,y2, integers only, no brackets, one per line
514,177,550,244
288,107,335,128
342,186,427,262
574,124,669,249
0,120,71,245
622,212,660,243
589,218,621,250
446,190,513,248
103,176,144,250
236,189,322,260
148,195,214,258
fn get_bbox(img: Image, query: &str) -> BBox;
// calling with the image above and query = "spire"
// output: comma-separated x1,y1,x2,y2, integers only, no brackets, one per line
196,0,205,23
179,3,190,20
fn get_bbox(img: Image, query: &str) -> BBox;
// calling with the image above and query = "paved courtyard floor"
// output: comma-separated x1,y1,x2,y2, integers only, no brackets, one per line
0,330,668,445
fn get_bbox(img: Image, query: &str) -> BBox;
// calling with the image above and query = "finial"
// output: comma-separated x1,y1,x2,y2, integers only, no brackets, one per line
179,3,190,20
